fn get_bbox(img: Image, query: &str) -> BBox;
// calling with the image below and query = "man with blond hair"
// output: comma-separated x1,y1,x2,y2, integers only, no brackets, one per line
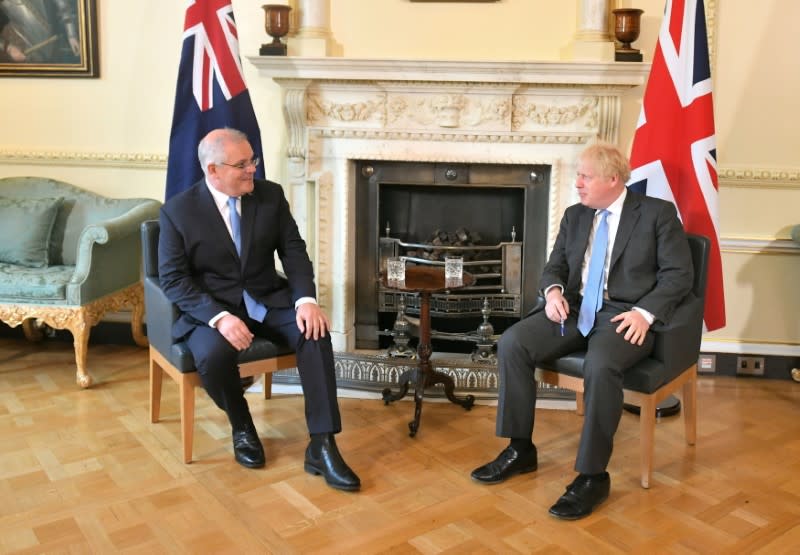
471,143,693,519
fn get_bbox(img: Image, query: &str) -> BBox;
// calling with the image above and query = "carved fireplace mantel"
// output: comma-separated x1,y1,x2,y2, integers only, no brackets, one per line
248,57,649,352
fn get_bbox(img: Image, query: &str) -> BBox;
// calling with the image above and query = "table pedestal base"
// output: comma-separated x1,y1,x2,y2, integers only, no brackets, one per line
382,366,475,437
380,273,476,437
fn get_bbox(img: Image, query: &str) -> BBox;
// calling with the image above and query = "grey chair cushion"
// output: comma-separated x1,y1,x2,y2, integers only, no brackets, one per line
537,354,679,394
169,338,296,374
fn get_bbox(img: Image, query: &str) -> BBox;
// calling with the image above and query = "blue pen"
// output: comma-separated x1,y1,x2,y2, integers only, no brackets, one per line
560,318,565,337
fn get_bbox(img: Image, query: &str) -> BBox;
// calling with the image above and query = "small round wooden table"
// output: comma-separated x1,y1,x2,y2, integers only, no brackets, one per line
381,265,476,437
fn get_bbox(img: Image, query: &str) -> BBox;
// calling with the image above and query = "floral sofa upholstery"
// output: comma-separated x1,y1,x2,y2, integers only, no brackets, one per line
0,177,161,387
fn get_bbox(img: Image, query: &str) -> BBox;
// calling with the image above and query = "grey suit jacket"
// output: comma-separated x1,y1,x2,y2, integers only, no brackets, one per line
158,178,316,339
539,190,693,326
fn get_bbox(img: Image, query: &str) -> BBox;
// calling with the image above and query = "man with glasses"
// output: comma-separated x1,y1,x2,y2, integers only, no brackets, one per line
158,128,360,491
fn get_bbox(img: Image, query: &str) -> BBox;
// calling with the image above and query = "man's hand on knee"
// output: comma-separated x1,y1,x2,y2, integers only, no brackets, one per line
610,310,650,345
296,303,331,341
216,314,254,351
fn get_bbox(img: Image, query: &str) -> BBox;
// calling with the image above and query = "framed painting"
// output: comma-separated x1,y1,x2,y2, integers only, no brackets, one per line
0,0,99,77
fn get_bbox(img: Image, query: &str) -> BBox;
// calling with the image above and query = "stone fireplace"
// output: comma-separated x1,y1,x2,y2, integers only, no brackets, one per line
248,57,648,392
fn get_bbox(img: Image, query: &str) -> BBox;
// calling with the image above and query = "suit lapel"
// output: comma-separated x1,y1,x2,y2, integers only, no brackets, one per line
610,192,641,270
569,206,595,290
197,183,239,261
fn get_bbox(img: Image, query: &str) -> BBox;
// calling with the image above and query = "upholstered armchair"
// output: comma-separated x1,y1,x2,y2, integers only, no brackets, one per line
0,177,162,387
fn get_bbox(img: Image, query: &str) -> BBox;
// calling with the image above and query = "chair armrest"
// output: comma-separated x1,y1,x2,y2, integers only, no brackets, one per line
651,293,704,373
66,201,161,303
525,296,546,318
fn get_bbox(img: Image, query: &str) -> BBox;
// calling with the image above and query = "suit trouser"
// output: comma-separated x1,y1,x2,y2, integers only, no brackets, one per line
496,305,654,474
185,306,342,435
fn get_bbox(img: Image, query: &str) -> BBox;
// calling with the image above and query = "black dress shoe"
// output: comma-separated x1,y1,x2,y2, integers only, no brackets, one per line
304,434,360,492
470,445,538,484
548,472,610,520
232,427,265,469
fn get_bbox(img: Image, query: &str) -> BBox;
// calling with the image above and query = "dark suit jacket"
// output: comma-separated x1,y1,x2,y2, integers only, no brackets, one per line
539,190,693,326
158,178,316,339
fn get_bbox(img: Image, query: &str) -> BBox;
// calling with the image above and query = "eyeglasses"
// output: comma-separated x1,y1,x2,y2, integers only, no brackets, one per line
218,157,260,170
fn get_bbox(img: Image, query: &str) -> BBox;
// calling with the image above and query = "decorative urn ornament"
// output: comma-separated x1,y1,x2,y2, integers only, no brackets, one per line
260,4,292,56
613,8,644,62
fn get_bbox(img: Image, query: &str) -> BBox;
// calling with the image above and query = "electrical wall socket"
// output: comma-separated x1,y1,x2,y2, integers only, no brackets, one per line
698,354,716,373
737,356,766,376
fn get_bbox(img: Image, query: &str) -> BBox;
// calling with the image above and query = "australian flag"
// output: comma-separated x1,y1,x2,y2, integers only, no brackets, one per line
628,0,725,331
166,0,264,200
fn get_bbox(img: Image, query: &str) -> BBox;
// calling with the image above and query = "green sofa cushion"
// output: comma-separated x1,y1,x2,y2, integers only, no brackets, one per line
0,263,73,301
0,197,64,268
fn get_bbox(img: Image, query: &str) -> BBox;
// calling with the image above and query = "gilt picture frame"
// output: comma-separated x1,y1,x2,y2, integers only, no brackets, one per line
0,0,99,78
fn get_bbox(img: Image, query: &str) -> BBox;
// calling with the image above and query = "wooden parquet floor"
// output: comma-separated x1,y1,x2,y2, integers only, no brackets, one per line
1,338,799,554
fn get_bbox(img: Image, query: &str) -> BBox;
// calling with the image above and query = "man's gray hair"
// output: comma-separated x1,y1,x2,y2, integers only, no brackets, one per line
197,128,249,176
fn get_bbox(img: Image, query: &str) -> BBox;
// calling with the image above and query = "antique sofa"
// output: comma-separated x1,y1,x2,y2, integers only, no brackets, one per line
0,177,161,387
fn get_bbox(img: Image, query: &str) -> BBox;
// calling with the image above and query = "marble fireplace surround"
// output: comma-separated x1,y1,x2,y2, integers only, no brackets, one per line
249,57,650,356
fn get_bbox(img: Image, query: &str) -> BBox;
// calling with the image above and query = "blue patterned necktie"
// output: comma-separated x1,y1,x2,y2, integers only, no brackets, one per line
227,196,267,322
577,209,610,336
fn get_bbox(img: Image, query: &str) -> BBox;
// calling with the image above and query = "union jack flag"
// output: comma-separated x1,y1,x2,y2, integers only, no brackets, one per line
628,0,725,331
166,0,264,200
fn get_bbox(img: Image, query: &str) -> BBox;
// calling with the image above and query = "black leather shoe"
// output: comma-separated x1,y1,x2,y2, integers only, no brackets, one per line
304,434,360,492
470,445,538,484
548,472,610,520
240,375,255,392
232,427,265,469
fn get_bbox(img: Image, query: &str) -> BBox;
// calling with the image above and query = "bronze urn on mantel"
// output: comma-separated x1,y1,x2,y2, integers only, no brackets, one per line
613,8,644,62
260,4,292,56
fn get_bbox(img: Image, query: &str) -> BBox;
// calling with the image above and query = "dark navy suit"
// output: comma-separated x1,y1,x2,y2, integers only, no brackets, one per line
496,190,693,474
158,178,341,433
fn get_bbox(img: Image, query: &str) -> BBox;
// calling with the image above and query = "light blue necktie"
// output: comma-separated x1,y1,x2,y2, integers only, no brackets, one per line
577,209,609,336
228,196,267,322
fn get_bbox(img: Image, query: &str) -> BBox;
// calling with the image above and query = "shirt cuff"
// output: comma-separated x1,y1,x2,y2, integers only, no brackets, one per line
209,311,230,328
632,306,655,325
295,297,317,309
543,284,564,297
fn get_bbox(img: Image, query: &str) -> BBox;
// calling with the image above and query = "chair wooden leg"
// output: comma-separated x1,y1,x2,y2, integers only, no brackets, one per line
638,395,657,489
179,376,195,464
263,373,273,399
69,311,93,389
150,354,163,423
575,391,585,416
683,373,697,446
22,318,44,342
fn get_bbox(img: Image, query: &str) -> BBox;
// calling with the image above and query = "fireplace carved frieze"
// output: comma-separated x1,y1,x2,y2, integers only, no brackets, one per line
512,96,597,130
250,57,649,352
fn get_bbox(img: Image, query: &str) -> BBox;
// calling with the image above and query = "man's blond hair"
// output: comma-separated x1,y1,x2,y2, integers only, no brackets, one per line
580,142,631,184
